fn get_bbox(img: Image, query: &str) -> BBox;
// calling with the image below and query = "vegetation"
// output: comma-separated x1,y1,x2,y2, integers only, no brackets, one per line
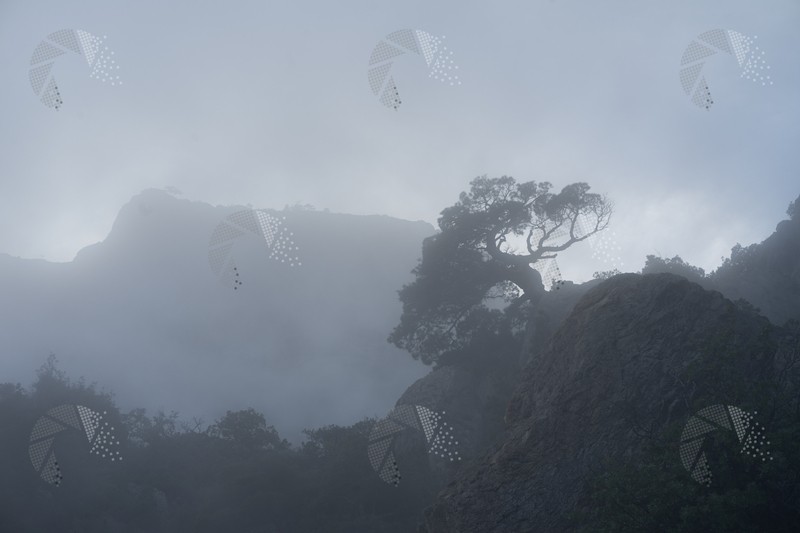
593,268,622,280
389,175,612,364
3,187,797,531
575,322,800,532
641,254,707,285
0,356,439,533
787,194,799,221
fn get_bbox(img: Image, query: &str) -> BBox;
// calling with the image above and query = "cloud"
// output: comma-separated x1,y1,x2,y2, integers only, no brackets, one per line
0,0,796,275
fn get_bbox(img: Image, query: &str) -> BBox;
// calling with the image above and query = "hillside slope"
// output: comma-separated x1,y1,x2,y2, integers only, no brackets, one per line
420,273,796,531
0,189,435,442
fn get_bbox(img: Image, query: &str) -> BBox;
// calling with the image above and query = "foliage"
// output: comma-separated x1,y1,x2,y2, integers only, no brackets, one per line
593,269,622,280
0,357,442,533
787,194,799,221
390,175,611,364
122,407,180,447
641,255,706,284
713,243,759,276
207,408,289,451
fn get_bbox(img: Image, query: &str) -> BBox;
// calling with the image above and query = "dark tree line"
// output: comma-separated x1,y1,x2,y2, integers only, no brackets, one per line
0,356,442,533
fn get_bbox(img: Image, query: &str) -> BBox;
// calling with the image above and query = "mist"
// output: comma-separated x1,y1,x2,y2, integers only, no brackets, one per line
1,0,799,531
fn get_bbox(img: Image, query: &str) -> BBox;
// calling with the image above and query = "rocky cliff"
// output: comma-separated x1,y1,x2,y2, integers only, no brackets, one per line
710,217,800,326
418,273,793,531
395,279,601,479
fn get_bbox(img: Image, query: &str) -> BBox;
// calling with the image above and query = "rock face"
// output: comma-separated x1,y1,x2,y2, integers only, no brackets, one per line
395,279,601,481
395,353,515,476
711,217,800,326
518,279,604,368
419,273,778,532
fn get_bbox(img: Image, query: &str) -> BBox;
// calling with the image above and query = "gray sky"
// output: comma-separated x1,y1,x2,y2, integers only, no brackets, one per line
1,0,798,282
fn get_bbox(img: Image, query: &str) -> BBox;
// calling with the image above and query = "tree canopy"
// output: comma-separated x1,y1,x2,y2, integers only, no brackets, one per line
787,193,799,221
641,254,707,285
0,357,438,532
390,175,612,364
208,408,289,451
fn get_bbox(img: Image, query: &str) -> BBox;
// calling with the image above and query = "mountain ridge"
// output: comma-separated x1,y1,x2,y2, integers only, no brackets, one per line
0,188,436,443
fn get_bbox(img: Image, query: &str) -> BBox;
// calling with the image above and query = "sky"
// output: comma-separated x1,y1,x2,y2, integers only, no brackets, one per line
0,0,798,283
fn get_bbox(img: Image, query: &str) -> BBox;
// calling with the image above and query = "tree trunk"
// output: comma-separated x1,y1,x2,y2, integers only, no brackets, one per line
502,262,545,300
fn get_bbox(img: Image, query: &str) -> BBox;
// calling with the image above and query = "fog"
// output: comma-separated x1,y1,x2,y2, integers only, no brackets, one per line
0,0,797,274
0,0,798,531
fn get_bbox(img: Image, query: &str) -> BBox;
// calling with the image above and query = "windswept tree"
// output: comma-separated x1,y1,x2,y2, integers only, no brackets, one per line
390,175,612,364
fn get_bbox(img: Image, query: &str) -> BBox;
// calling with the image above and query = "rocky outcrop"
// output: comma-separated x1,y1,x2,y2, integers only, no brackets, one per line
395,279,600,481
419,273,780,532
711,217,800,326
518,279,603,368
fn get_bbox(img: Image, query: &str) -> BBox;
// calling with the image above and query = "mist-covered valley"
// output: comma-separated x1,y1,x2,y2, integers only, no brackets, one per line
0,189,433,444
2,0,800,531
0,186,797,532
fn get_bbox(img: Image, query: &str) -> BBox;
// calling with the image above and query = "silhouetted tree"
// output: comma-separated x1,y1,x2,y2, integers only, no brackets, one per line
714,243,759,275
788,194,800,221
641,255,706,284
0,364,443,532
390,175,612,364
208,408,288,451
122,408,180,447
